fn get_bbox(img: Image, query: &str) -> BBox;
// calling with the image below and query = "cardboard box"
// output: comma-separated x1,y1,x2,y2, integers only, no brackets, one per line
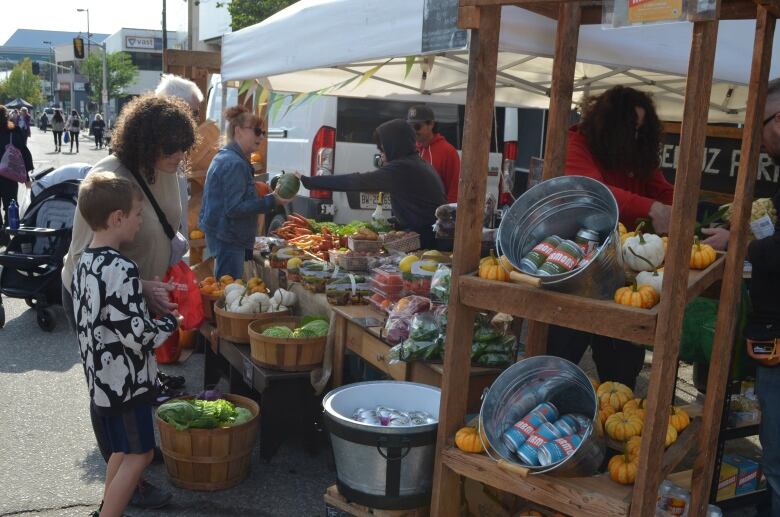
716,462,738,501
723,455,761,495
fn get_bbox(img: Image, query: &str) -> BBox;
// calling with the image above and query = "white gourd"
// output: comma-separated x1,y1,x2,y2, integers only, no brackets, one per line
622,233,665,271
248,293,271,312
271,290,283,306
225,290,242,309
636,270,663,298
224,283,244,296
277,304,289,312
278,289,297,307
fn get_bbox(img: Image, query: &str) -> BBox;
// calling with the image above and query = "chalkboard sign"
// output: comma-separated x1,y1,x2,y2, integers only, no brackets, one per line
660,125,780,200
422,0,468,53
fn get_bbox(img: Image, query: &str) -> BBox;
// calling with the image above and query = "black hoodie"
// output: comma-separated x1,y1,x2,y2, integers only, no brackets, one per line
301,119,447,247
747,190,780,325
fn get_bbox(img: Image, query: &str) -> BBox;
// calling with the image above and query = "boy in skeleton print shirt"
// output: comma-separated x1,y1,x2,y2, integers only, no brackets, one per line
71,172,178,517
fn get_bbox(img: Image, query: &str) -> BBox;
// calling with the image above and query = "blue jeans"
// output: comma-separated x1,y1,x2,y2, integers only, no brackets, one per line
757,365,780,514
206,235,246,280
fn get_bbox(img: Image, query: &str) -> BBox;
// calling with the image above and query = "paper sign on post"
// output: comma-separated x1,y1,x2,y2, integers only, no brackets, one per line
628,0,684,23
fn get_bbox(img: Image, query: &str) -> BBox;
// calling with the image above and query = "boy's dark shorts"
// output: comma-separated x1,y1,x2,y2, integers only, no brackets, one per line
99,404,156,455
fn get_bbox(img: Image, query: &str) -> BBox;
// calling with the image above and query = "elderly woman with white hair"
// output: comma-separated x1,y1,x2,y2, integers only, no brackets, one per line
154,74,205,236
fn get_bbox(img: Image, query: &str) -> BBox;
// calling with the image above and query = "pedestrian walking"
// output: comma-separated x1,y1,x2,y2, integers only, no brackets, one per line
0,104,34,246
70,171,179,517
91,113,106,150
51,109,65,152
39,112,48,132
17,107,32,145
66,109,81,153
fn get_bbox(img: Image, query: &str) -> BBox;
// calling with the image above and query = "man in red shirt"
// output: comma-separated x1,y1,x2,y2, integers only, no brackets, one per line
407,105,461,203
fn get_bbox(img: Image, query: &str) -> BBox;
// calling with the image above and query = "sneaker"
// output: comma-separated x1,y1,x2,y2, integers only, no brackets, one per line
129,479,172,509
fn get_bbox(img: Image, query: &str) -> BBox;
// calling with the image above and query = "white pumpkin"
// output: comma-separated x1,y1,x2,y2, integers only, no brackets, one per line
636,270,663,298
248,292,271,312
277,289,297,307
225,290,243,309
622,233,665,271
277,304,289,312
224,283,245,296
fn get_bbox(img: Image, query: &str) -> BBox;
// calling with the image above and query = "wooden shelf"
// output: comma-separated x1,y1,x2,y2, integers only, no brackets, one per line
458,255,725,346
441,448,632,517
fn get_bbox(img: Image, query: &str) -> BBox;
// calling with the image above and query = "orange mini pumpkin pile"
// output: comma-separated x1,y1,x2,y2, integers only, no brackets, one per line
199,275,267,298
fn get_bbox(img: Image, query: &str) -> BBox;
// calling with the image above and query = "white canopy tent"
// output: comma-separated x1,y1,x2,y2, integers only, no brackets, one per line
221,0,780,123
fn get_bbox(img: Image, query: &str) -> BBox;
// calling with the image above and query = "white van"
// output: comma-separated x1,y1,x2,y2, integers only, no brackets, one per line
206,76,543,232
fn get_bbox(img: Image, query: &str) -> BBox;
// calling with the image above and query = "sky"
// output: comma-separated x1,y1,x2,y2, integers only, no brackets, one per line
0,0,189,44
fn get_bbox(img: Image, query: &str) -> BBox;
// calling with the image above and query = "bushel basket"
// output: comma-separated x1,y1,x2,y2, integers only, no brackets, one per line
248,316,327,371
156,394,260,491
214,300,290,344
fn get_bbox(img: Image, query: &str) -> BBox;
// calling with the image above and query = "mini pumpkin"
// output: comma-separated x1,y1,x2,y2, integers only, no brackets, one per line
597,381,635,411
498,254,517,273
622,398,646,413
479,250,510,282
455,426,484,453
690,237,717,270
622,222,665,271
668,406,690,433
605,412,644,441
609,453,639,485
666,423,678,447
626,435,642,460
614,281,659,309
599,402,616,425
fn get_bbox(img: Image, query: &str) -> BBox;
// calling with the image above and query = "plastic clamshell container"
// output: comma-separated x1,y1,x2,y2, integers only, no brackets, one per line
371,266,403,286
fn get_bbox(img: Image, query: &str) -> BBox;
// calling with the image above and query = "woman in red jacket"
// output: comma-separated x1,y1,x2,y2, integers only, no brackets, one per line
566,85,674,232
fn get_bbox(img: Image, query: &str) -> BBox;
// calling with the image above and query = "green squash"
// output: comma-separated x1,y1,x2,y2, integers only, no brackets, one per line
277,174,301,200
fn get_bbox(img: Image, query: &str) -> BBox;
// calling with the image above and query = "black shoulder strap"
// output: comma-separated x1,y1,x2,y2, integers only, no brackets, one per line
127,168,176,240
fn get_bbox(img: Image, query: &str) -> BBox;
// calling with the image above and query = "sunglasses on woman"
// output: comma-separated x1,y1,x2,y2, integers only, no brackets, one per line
242,125,266,137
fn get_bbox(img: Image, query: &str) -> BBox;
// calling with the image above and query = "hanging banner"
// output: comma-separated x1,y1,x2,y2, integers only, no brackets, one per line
628,0,684,23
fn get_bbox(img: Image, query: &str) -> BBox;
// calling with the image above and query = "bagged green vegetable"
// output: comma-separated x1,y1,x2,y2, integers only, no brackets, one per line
231,407,253,426
430,264,452,304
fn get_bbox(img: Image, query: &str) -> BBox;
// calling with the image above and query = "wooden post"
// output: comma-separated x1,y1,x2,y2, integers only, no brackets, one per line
430,6,501,516
689,6,776,516
525,2,581,357
630,19,720,517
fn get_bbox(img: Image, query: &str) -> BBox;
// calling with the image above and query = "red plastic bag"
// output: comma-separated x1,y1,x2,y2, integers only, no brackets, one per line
163,260,205,331
155,330,180,364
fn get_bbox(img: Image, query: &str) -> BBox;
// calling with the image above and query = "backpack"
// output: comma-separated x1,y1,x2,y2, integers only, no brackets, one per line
71,117,80,130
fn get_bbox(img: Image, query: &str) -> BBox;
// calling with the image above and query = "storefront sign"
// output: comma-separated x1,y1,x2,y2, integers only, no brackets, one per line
660,129,779,199
125,36,160,50
628,0,684,24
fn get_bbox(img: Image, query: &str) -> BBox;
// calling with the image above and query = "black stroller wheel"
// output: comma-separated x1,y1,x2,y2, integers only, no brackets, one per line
36,307,55,332
0,303,5,328
25,298,36,308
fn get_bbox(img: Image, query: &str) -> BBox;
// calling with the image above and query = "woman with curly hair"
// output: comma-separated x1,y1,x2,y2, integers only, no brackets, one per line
565,85,674,233
61,94,196,512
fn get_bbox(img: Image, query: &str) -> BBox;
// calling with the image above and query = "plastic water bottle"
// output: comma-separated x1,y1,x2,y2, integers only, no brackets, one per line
8,199,19,230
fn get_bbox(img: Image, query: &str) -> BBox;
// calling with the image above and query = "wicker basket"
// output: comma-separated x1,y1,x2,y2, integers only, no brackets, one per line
383,232,421,253
201,293,220,322
214,300,290,344
348,236,382,253
248,317,327,372
157,394,259,491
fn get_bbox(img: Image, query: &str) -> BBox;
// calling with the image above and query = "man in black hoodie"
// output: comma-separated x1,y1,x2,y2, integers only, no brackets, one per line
299,119,447,248
746,77,780,517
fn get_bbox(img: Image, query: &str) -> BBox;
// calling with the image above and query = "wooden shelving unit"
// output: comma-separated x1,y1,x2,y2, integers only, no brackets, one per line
431,2,776,517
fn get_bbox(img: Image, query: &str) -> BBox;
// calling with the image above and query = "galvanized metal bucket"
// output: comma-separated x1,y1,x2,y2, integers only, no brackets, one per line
322,381,440,509
497,175,625,299
479,355,605,476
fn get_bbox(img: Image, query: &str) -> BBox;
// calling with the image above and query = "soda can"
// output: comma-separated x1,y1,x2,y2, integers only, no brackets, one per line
566,414,592,435
524,422,563,449
502,403,557,452
538,240,584,275
537,434,583,466
522,236,562,272
575,228,601,255
516,442,542,466
553,416,577,436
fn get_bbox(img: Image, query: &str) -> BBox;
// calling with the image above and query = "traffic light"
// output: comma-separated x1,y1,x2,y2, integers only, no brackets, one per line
31,61,40,75
73,37,85,59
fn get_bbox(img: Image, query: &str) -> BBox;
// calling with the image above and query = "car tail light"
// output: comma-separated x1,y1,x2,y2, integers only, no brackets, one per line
499,141,517,207
310,125,335,200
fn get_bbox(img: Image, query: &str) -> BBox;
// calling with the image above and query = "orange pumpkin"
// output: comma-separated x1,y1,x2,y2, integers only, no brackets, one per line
690,237,717,270
614,282,659,309
599,403,616,425
608,453,638,485
479,250,510,282
665,423,678,448
605,412,643,441
455,426,484,453
597,381,634,411
623,398,647,419
669,406,690,433
626,435,642,460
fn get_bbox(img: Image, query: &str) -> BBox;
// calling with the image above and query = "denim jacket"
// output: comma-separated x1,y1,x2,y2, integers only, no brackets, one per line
199,142,275,248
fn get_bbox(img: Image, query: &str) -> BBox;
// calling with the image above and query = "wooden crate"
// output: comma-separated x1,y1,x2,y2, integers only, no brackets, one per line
323,485,429,517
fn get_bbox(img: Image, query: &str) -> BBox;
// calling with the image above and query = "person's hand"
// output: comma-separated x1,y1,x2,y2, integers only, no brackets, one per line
142,276,177,316
701,227,730,251
649,202,672,235
292,171,302,179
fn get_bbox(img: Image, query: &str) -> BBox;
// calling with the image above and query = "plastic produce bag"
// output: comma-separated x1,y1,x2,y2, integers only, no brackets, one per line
384,295,432,344
430,264,452,304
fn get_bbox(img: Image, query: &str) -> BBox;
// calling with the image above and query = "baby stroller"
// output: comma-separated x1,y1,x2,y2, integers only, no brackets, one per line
0,179,80,331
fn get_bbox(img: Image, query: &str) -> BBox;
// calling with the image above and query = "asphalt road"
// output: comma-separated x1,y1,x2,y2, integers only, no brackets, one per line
0,130,334,517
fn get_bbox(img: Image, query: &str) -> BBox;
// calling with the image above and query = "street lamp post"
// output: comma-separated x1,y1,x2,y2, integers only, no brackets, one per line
77,8,90,58
83,35,110,124
42,41,56,105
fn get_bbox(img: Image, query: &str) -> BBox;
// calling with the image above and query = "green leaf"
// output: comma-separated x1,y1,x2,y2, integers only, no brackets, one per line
282,90,310,117
355,61,388,89
268,92,286,122
404,56,416,79
256,86,270,109
301,315,328,326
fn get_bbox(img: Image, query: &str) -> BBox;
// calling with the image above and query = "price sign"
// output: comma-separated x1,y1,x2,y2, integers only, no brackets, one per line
627,0,684,24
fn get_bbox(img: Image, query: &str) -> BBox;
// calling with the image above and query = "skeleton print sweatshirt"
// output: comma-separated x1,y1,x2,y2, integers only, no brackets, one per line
72,247,178,415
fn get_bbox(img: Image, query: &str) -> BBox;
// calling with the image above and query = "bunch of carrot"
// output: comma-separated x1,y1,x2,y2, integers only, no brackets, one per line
275,214,313,240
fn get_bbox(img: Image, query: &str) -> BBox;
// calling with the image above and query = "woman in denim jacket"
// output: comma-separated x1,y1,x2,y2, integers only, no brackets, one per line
199,105,290,278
